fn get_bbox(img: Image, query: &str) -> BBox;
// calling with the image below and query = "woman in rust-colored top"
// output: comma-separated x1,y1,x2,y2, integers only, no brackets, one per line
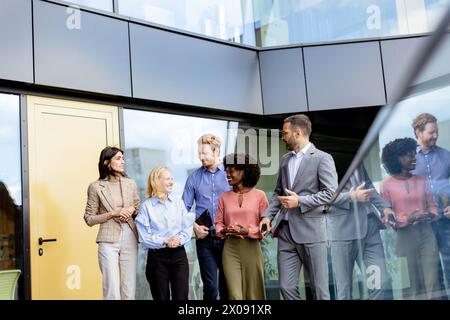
381,138,440,300
215,153,269,300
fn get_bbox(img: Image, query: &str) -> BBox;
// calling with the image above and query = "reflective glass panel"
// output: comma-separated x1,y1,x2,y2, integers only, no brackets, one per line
330,16,450,300
64,0,113,12
254,0,450,47
118,0,256,45
0,93,21,272
116,0,450,47
123,109,238,299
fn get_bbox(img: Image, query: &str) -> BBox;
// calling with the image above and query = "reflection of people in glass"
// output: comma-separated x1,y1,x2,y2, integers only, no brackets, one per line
215,153,269,300
260,114,338,300
411,113,450,297
381,138,441,299
136,167,194,300
182,134,230,300
84,146,140,300
328,164,393,300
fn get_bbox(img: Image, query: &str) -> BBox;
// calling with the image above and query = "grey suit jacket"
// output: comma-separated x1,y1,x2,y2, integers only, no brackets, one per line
263,144,338,244
326,165,389,241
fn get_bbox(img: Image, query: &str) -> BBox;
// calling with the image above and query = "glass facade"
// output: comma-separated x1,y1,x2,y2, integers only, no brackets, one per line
122,109,238,299
1,0,448,302
254,0,450,47
118,0,256,45
122,109,287,299
116,0,449,47
0,93,21,272
59,0,450,46
331,23,450,299
64,0,113,12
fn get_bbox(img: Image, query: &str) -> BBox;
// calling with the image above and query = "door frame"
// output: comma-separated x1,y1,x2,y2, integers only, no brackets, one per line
25,95,120,299
20,94,32,300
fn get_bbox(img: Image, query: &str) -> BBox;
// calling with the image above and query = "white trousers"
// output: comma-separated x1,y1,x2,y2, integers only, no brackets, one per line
98,223,138,300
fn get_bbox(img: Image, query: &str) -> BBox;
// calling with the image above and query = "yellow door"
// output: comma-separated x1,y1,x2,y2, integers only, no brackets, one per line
27,96,120,299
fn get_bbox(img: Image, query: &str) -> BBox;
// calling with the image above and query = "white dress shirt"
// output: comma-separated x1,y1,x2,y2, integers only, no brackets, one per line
284,143,311,221
288,142,311,188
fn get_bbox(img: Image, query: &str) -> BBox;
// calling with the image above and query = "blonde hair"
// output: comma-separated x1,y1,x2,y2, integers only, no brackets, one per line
197,134,221,152
147,166,171,198
412,113,437,137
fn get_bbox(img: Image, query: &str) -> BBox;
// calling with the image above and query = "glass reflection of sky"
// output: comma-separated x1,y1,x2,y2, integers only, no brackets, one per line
119,0,256,45
380,86,450,143
376,85,450,180
0,93,21,205
123,109,237,198
65,0,113,11
116,0,450,46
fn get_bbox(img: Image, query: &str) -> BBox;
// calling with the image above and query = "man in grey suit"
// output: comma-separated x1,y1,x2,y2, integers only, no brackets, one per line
260,114,338,300
327,164,394,300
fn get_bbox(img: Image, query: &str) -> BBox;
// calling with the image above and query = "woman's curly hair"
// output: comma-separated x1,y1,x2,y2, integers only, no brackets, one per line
381,137,417,175
223,153,261,188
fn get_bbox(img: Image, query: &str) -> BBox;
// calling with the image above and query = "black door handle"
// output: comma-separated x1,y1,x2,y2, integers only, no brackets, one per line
38,237,57,245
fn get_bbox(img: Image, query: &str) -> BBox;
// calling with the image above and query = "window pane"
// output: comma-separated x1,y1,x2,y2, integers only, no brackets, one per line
123,110,289,299
0,93,21,272
253,0,450,47
332,19,450,299
123,109,238,299
118,0,256,46
64,0,113,12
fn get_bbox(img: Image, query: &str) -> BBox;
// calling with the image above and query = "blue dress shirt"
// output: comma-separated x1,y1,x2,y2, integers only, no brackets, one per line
412,145,450,209
182,164,231,230
135,194,194,250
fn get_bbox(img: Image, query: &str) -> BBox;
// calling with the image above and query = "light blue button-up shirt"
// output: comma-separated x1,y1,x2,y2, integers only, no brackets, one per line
182,164,231,230
135,194,194,250
412,145,450,209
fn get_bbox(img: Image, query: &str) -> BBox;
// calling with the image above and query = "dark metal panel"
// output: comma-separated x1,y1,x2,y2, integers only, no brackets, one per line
33,0,131,96
19,94,31,300
381,36,450,103
381,37,428,103
259,48,307,114
129,23,263,114
304,42,386,111
0,0,33,83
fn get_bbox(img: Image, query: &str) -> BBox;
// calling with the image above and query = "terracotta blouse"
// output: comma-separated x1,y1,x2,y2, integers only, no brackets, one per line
215,188,269,239
380,175,437,228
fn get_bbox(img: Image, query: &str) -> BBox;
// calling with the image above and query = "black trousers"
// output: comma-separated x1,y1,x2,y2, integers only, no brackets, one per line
146,246,189,300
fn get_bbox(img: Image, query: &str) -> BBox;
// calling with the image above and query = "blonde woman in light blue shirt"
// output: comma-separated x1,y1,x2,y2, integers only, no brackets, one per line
135,166,194,300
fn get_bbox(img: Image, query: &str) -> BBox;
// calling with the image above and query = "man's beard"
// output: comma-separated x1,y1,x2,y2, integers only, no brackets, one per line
202,161,214,168
427,139,437,147
285,139,295,151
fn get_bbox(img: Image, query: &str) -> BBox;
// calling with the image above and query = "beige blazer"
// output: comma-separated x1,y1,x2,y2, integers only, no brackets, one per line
84,177,140,243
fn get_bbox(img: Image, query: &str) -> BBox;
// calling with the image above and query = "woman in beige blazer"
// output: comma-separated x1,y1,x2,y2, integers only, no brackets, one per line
84,146,140,300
